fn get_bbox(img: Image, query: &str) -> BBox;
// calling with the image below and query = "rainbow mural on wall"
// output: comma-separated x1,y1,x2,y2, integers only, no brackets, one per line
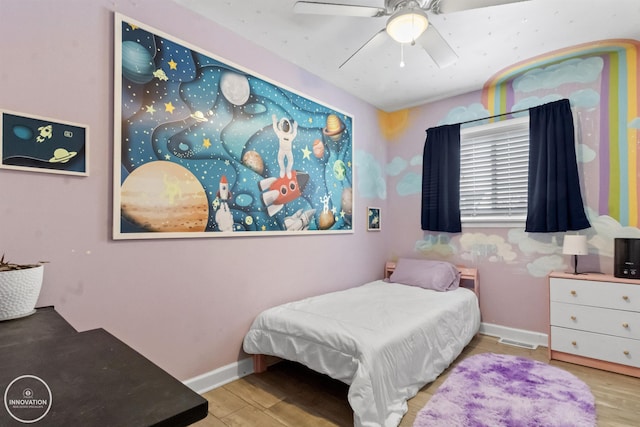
481,39,640,227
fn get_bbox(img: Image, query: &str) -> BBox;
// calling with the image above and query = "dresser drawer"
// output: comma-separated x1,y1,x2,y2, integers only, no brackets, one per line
549,277,640,312
550,326,640,368
550,301,640,340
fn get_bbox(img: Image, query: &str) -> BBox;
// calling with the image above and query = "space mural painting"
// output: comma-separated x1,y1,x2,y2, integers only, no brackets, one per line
113,14,353,239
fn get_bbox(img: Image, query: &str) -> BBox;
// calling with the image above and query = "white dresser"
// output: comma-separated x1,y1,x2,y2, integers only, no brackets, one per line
548,272,640,377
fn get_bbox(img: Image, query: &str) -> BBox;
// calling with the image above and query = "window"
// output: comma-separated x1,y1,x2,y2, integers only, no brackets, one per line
459,116,529,226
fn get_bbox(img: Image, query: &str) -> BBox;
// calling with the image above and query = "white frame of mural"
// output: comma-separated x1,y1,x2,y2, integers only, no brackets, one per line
367,207,381,231
0,109,89,177
113,14,354,240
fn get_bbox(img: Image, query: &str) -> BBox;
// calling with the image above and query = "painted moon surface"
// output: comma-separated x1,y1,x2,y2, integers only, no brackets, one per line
121,161,209,232
220,71,250,106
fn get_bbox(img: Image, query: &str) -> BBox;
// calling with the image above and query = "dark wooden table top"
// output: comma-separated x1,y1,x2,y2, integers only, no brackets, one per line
0,306,77,349
0,307,207,426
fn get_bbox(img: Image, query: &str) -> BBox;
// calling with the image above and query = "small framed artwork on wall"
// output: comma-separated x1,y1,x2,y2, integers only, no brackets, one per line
0,110,88,176
367,207,381,231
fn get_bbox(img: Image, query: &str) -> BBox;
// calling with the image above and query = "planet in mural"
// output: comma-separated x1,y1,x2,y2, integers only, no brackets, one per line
121,40,154,84
313,139,325,159
49,148,77,163
242,150,265,175
323,114,345,141
318,209,335,230
189,111,209,122
12,125,33,140
121,161,209,232
341,187,353,215
333,160,347,181
220,71,250,106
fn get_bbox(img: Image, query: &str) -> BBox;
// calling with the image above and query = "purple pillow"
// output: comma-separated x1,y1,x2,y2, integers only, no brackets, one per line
389,258,460,291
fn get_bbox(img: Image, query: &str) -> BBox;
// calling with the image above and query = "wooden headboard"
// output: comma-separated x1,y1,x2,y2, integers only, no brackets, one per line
384,261,480,299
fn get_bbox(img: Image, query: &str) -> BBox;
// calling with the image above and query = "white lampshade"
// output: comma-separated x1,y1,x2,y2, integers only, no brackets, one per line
562,235,588,255
386,8,429,44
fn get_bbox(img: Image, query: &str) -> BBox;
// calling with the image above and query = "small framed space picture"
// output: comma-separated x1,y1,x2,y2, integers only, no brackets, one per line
367,207,381,231
1,110,88,176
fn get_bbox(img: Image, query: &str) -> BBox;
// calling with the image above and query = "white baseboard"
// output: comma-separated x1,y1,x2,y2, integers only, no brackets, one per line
480,322,548,349
183,357,254,394
184,323,548,394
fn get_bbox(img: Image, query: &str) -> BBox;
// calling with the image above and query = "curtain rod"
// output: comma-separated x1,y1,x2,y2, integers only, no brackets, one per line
457,107,530,126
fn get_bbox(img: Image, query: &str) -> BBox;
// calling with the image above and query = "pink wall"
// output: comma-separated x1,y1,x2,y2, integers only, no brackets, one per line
0,0,388,380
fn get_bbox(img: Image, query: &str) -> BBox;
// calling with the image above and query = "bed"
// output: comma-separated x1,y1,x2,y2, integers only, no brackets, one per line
242,259,481,427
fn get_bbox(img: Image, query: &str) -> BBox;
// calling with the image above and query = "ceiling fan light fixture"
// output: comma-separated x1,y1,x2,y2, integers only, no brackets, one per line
386,7,429,44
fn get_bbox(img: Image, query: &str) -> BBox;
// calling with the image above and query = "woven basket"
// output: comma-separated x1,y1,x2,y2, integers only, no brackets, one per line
0,265,44,321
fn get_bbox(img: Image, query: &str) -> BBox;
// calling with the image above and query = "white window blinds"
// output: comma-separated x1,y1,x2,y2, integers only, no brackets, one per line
459,116,530,224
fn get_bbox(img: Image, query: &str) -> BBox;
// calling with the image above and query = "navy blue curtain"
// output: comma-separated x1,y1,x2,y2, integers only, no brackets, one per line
525,99,591,232
421,124,461,232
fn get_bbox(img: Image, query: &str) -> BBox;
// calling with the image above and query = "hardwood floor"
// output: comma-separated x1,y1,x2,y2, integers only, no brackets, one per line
193,334,640,426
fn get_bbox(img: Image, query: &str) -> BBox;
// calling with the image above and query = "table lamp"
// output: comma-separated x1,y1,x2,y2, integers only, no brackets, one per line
563,235,588,274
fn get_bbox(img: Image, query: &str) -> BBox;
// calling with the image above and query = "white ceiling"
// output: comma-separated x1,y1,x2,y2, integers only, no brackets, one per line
173,0,640,112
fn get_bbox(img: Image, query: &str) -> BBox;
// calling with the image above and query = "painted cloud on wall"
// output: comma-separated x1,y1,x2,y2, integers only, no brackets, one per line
459,233,518,263
507,230,566,277
527,255,566,278
415,230,568,277
415,229,568,277
571,88,600,109
507,229,562,255
438,103,490,127
354,149,386,199
512,57,603,93
585,208,640,257
414,209,640,277
415,234,456,257
396,172,421,196
415,232,519,263
576,143,596,163
386,155,423,196
386,156,408,176
511,89,600,115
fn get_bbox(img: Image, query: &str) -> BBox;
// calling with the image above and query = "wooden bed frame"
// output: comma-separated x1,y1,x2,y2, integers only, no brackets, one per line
252,261,479,373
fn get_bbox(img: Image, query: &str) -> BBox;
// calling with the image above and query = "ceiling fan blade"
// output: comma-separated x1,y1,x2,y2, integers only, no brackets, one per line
430,0,530,14
418,24,457,68
339,28,388,69
294,2,385,18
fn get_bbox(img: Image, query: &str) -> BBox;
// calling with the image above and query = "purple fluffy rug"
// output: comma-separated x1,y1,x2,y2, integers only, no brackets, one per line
413,353,596,427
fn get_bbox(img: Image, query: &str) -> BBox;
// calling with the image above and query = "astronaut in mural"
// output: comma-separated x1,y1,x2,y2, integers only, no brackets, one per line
272,114,298,179
215,175,234,232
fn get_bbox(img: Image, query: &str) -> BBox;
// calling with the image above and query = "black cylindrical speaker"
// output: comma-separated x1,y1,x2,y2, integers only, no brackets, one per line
614,237,640,279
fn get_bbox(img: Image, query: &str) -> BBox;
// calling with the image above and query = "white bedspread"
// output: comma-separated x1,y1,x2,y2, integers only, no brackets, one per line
243,280,481,427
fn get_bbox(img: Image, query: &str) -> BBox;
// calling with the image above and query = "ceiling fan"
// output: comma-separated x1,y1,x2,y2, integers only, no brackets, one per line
293,0,530,69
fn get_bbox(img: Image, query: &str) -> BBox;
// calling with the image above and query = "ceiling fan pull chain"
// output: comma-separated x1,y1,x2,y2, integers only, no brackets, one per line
411,11,417,45
400,43,406,67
